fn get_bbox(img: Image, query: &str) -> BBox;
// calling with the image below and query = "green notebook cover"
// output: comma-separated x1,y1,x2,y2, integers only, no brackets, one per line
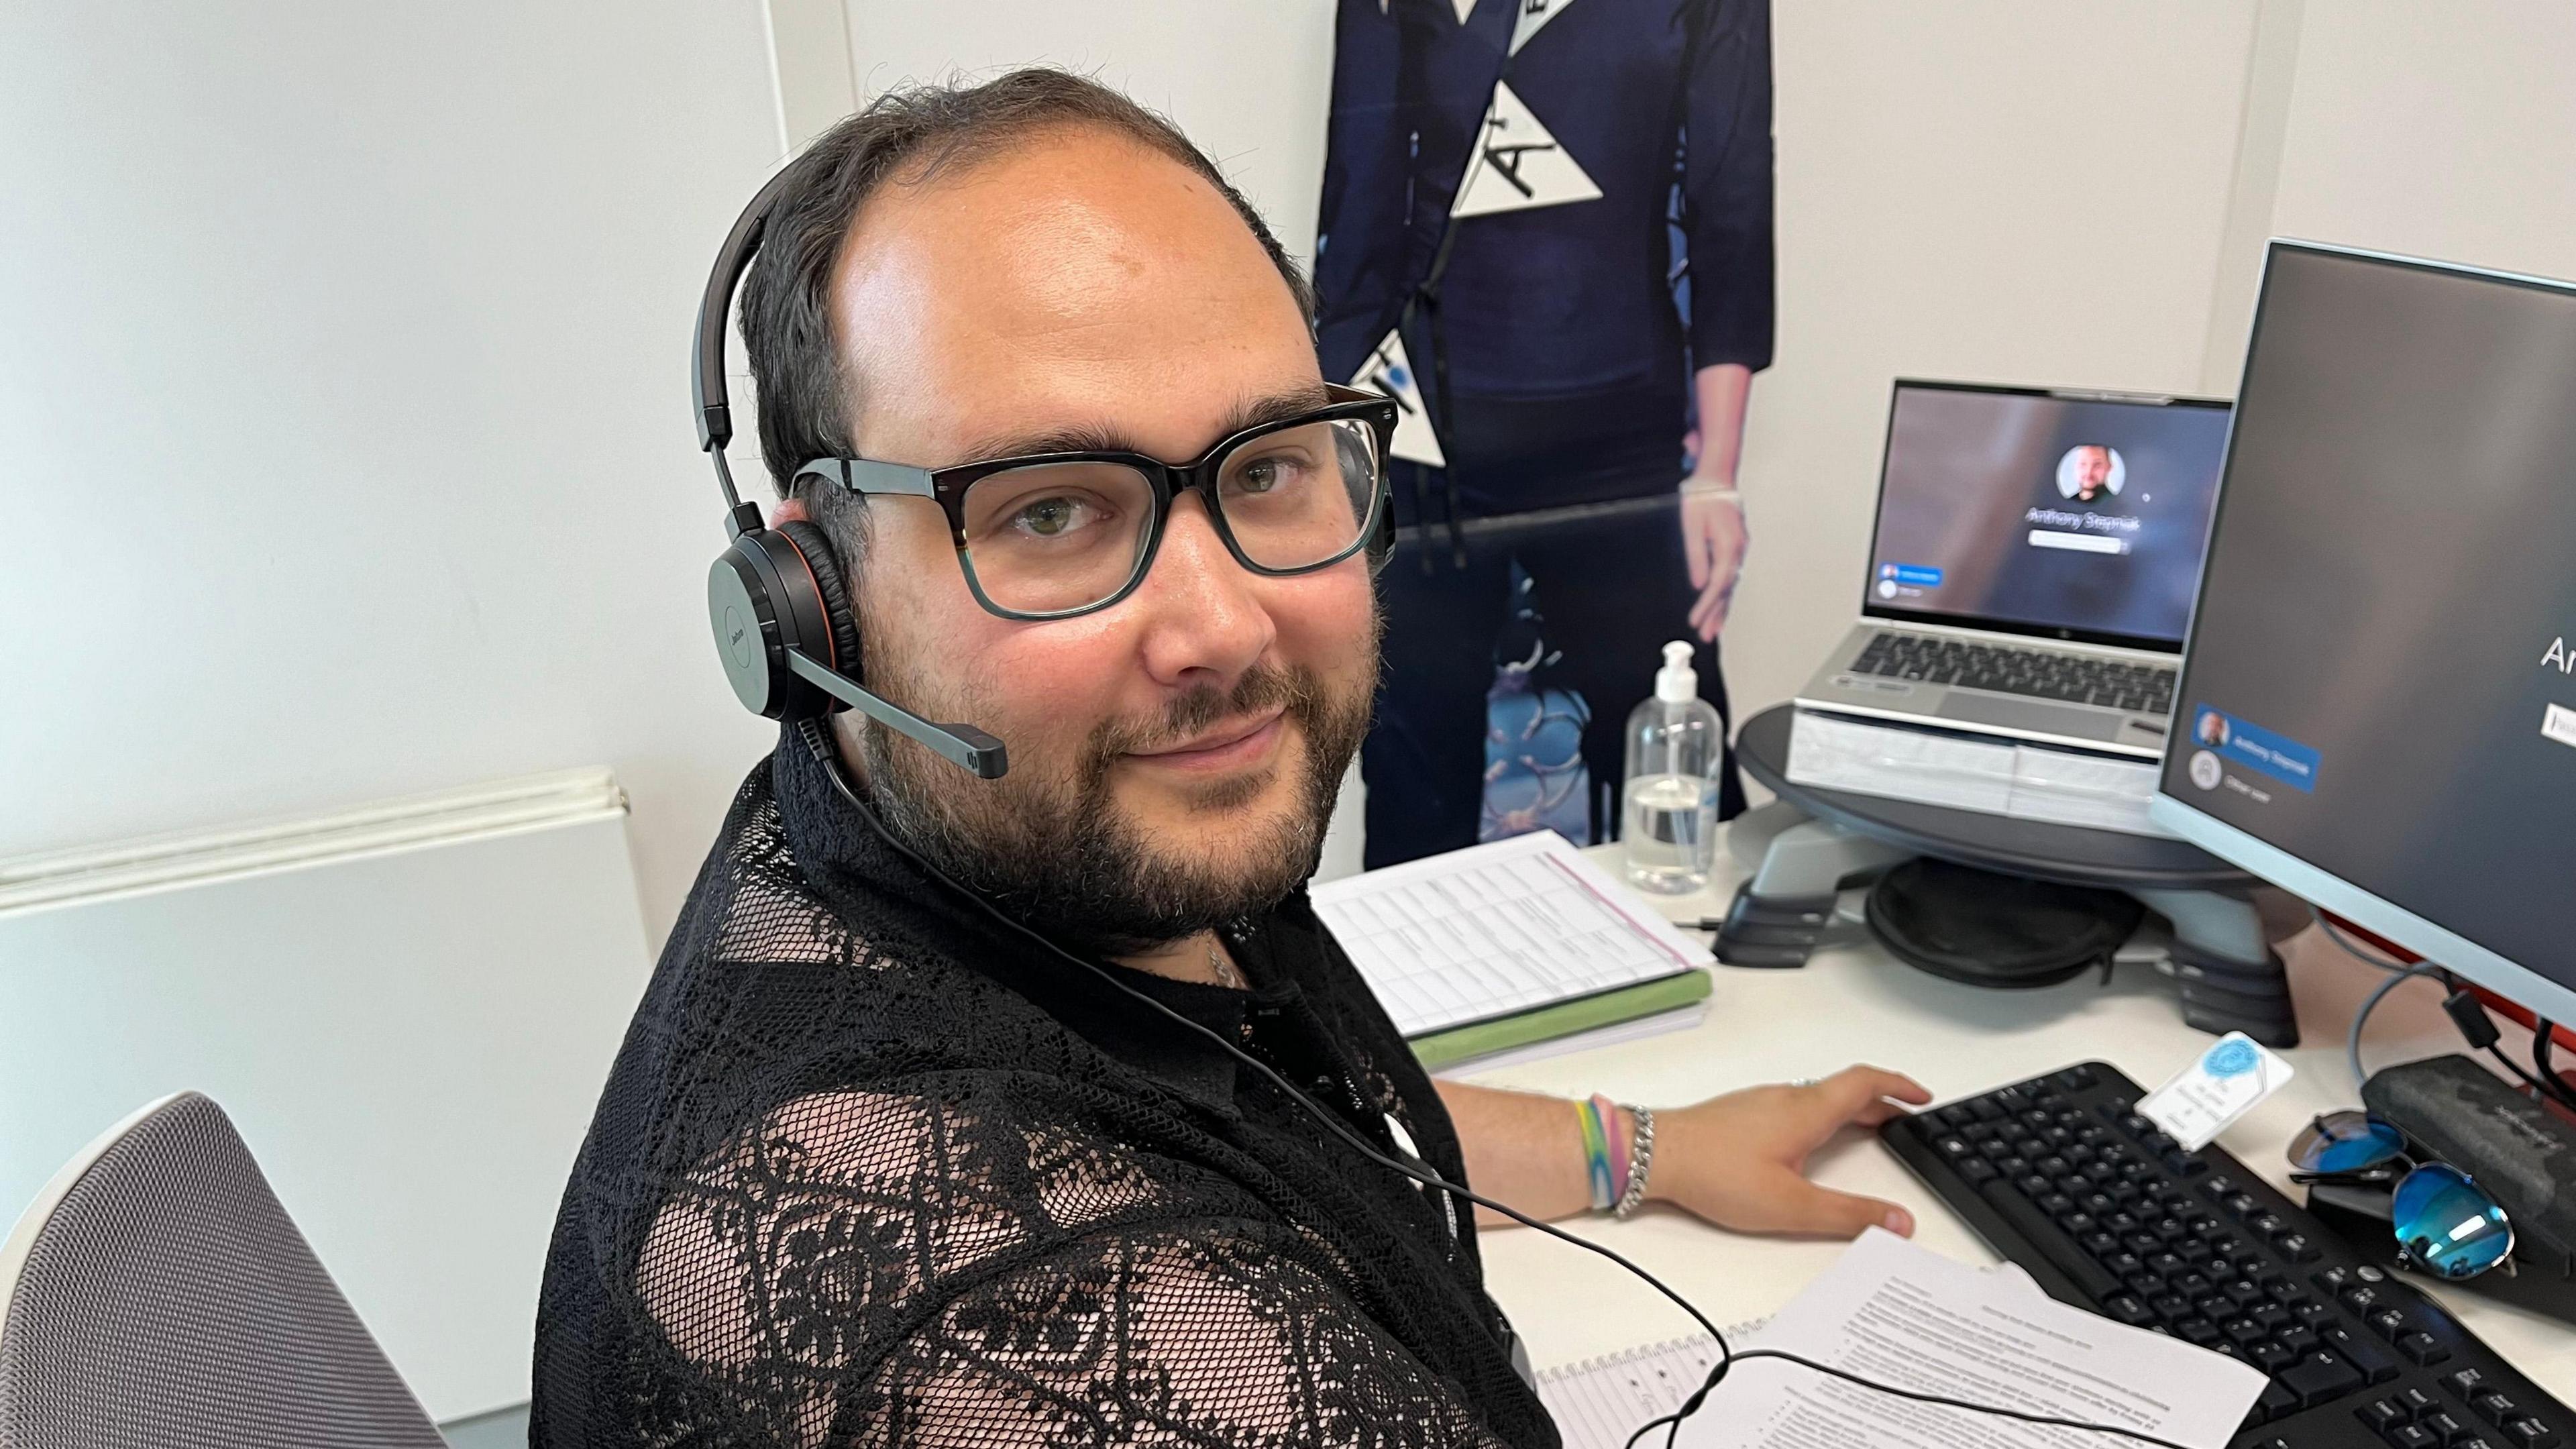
1405,968,1713,1071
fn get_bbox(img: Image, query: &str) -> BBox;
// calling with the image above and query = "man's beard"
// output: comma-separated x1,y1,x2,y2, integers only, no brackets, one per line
854,643,1377,958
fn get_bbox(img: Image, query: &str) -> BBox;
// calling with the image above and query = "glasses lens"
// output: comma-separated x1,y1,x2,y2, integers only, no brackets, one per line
2289,1112,2408,1174
1215,417,1383,572
2391,1163,2513,1279
957,462,1156,616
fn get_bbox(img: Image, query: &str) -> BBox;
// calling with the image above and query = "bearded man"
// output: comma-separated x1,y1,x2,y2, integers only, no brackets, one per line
532,68,1923,1448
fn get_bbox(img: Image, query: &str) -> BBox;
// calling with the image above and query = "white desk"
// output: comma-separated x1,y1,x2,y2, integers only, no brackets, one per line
1459,833,2576,1395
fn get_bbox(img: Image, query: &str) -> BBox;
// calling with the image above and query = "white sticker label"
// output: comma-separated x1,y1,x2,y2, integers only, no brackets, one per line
2137,1032,2295,1152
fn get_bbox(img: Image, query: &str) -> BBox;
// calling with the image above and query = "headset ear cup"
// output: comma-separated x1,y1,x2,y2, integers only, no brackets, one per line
776,520,863,683
1366,488,1398,576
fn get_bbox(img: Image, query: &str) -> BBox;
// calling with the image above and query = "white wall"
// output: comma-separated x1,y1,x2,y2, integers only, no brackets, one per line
833,1,1338,262
0,3,785,938
2265,3,2576,284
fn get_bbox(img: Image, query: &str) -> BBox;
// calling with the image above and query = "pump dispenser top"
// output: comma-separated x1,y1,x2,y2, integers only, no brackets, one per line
1654,641,1697,703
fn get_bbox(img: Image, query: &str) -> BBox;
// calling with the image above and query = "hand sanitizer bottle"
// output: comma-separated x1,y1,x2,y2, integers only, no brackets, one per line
1623,641,1723,894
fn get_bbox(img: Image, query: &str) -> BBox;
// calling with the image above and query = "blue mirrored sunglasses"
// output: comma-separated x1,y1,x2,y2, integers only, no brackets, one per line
2288,1111,2514,1280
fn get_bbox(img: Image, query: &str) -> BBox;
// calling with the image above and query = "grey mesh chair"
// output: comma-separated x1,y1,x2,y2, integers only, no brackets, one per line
0,1091,444,1448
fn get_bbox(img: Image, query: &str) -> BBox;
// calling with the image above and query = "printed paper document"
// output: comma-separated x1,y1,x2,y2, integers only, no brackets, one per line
1680,1229,2265,1448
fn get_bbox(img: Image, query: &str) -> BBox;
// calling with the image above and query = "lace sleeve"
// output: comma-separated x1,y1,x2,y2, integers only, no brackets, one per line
629,1087,1513,1448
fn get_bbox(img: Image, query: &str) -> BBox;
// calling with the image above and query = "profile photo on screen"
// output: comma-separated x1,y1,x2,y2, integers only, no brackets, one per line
2195,708,2229,748
2057,443,2126,504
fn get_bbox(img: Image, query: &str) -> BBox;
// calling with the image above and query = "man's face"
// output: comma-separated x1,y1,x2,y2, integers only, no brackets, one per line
824,127,1378,952
2074,447,2112,494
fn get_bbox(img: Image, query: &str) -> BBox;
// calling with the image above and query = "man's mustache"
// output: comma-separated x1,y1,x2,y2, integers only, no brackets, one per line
1086,664,1326,765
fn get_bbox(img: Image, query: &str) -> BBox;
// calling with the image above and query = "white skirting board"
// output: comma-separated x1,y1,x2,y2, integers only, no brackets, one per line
0,769,653,1422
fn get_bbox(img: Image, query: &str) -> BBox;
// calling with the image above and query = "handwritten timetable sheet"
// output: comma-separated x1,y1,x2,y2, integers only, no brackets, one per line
1309,830,1713,1038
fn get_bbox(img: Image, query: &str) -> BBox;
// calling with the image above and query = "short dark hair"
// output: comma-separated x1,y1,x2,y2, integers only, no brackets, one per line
737,68,1317,560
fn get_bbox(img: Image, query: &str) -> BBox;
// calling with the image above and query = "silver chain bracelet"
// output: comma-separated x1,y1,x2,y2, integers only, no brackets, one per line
1612,1104,1656,1218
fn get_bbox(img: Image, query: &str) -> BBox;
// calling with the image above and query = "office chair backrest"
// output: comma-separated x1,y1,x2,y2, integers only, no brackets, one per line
0,1091,444,1449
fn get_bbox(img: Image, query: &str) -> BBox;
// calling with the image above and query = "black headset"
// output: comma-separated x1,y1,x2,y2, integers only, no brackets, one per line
692,169,1010,780
684,164,2180,1449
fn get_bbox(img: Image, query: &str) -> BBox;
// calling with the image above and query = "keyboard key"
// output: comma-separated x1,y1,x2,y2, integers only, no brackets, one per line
2359,1399,2410,1433
2279,1350,2365,1408
2371,1307,2414,1340
2475,1393,2523,1426
2423,1413,2471,1444
2445,1369,2490,1399
2506,1420,2563,1449
2320,1322,2404,1385
2400,1331,2451,1366
2392,1426,2443,1449
2255,1379,2299,1424
2398,1387,2442,1418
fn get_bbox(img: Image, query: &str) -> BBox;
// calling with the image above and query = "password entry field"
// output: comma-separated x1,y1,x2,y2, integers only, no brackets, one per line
2027,529,2129,555
2544,701,2576,751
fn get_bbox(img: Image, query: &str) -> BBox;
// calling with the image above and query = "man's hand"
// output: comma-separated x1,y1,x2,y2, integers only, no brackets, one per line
1680,478,1748,642
1644,1065,1931,1238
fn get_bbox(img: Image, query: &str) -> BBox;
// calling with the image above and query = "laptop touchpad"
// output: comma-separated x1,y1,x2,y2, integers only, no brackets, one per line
1934,692,2125,741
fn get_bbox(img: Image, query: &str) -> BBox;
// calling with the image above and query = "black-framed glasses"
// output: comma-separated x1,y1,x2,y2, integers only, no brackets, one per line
791,384,1398,621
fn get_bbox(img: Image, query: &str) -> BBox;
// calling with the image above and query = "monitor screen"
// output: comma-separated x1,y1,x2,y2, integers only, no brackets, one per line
2155,244,2576,1012
1864,382,2233,649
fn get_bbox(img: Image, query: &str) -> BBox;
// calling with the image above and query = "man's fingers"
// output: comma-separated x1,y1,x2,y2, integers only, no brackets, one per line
1683,512,1711,589
1761,1171,1917,1240
1817,1065,1933,1119
1853,1096,1911,1128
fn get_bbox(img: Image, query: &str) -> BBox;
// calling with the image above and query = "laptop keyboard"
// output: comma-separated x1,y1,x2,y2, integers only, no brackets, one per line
1852,631,2176,715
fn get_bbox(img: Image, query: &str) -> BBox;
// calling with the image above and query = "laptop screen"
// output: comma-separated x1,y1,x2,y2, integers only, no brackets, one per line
1862,381,2233,650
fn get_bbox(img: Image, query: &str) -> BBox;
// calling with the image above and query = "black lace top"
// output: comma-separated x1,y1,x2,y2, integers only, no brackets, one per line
531,740,1555,1447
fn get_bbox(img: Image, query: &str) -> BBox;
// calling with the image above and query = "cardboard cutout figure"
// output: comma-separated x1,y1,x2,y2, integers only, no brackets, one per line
1317,0,1774,865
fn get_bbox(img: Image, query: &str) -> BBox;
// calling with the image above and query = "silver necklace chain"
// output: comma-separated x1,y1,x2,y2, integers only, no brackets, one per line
1205,934,1244,989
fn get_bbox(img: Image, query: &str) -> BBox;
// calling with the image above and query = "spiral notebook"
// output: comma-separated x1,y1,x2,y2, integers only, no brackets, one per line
1535,1330,1745,1449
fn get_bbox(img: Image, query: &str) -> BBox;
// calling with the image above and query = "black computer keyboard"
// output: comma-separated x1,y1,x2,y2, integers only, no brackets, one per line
1853,631,2177,714
1884,1063,2571,1449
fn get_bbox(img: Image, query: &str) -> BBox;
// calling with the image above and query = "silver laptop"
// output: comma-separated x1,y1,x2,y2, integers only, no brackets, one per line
1796,379,2233,759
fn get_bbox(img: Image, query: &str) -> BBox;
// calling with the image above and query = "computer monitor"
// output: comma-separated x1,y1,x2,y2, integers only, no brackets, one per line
1864,380,2233,651
2152,241,2576,1024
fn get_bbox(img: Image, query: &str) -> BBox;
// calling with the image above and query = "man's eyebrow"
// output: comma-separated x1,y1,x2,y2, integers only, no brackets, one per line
949,384,1336,468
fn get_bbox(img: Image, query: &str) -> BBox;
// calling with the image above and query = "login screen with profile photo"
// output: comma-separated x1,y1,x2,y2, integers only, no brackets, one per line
1864,385,2233,646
